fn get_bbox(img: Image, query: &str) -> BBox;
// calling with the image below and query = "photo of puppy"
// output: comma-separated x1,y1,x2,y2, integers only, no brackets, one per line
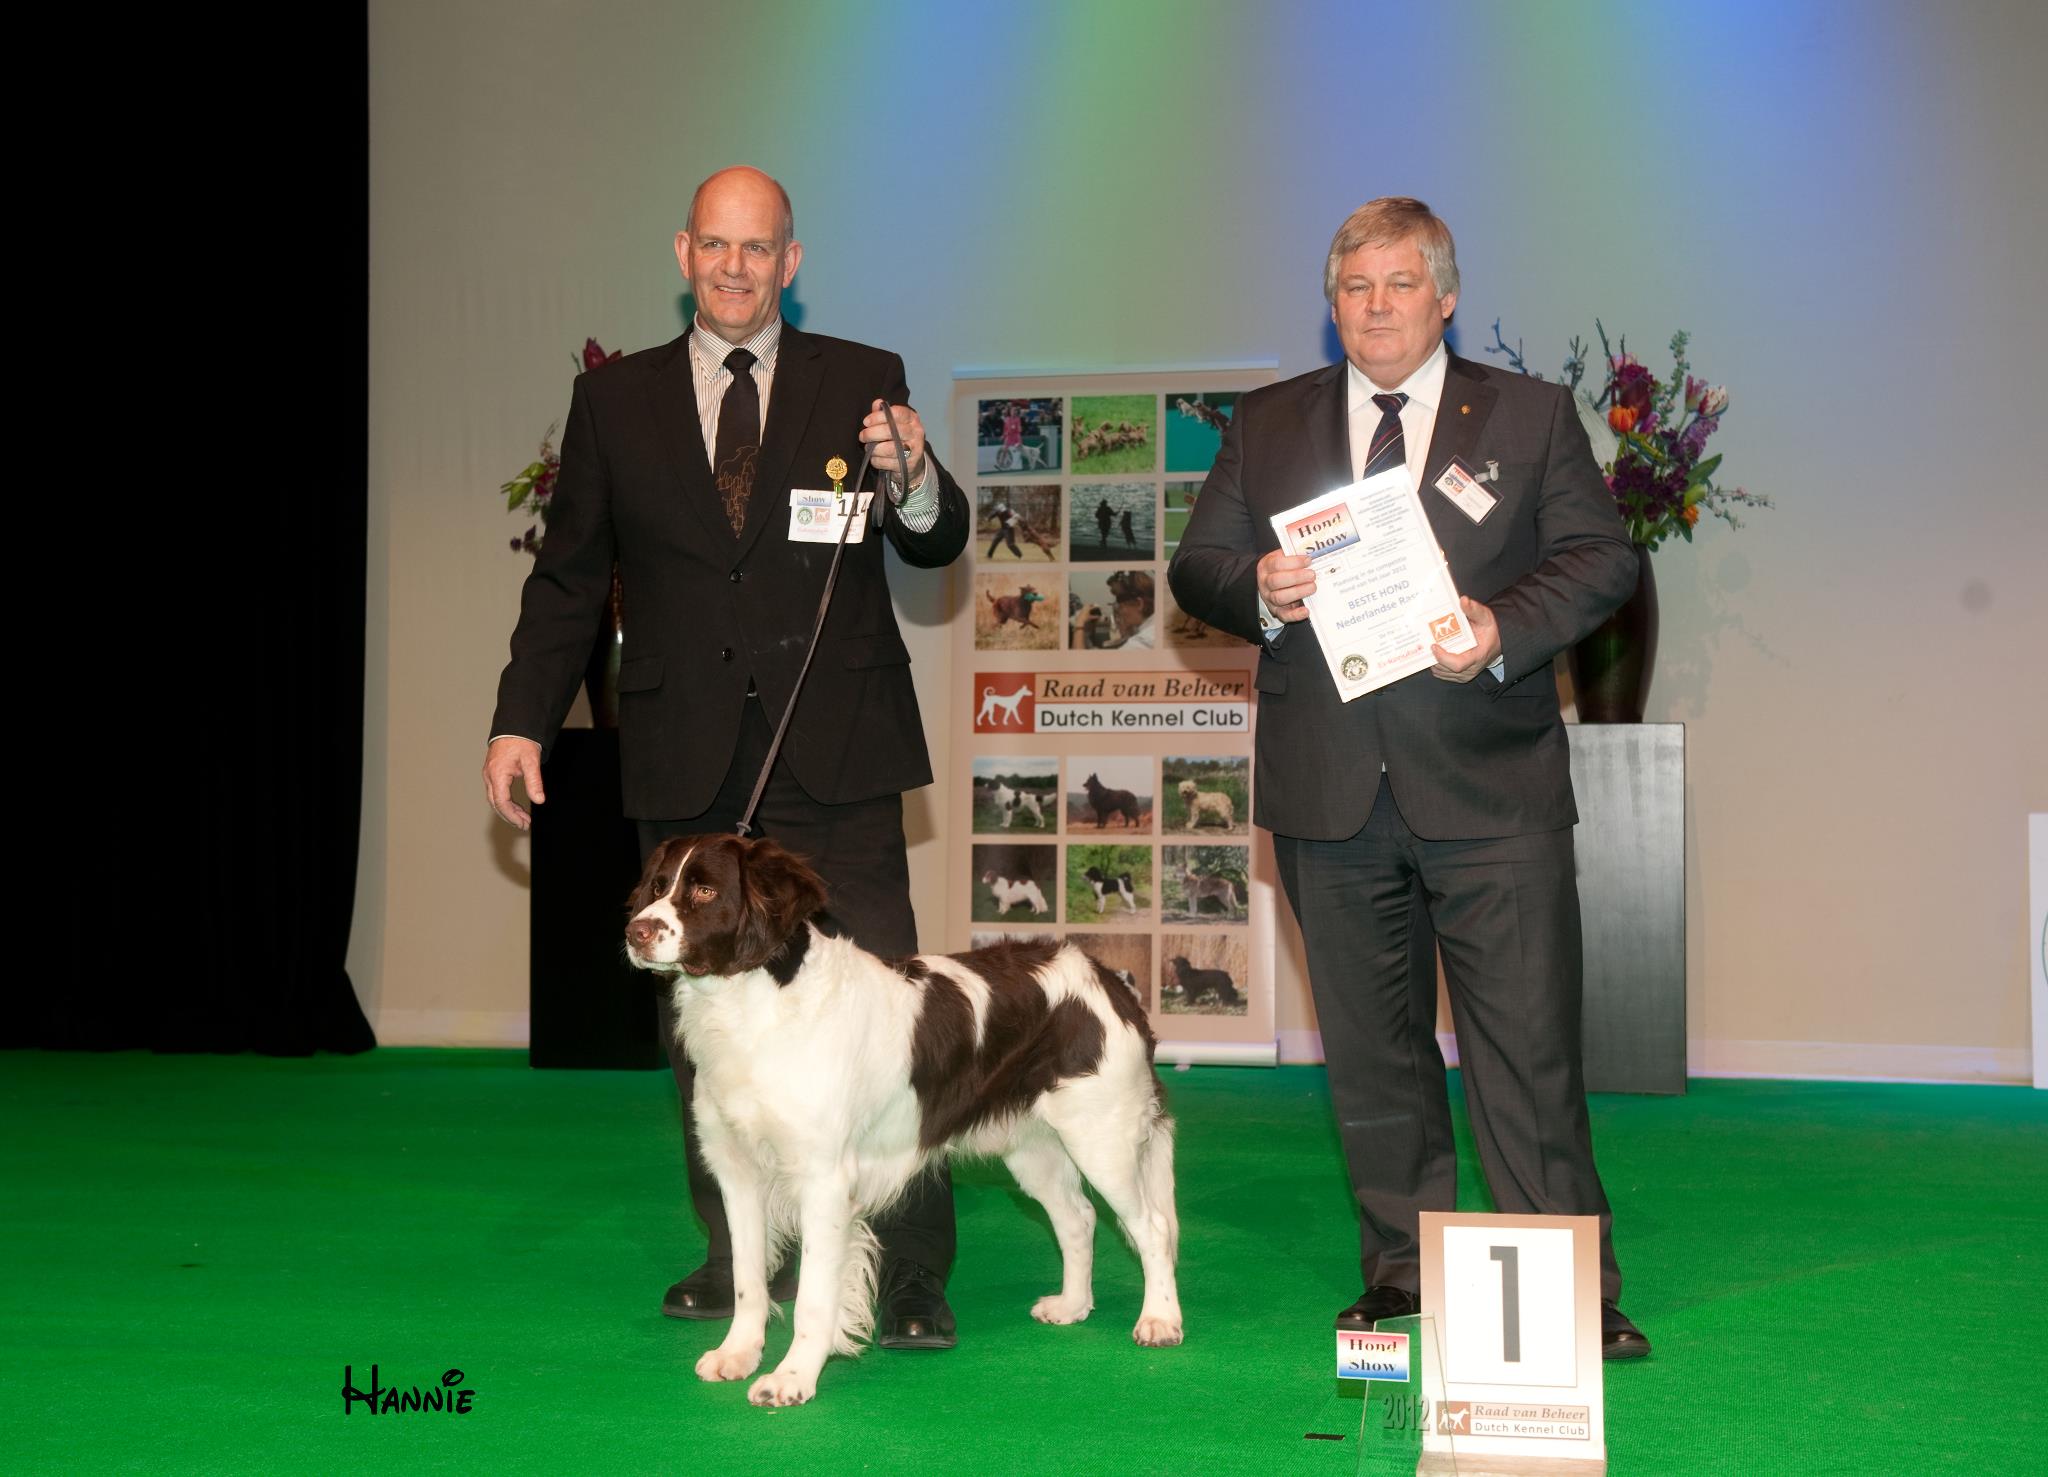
1071,395,1156,475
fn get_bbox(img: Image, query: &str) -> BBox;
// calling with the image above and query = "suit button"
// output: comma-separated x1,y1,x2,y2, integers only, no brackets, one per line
720,647,734,662
729,569,743,583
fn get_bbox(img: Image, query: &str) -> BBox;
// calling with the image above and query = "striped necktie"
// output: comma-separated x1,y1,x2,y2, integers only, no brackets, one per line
1363,391,1409,480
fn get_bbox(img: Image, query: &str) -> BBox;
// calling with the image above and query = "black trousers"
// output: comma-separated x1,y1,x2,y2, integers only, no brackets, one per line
638,697,957,1279
1273,775,1621,1301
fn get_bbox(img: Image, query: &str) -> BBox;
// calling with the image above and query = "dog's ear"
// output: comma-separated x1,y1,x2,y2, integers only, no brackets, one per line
731,837,828,972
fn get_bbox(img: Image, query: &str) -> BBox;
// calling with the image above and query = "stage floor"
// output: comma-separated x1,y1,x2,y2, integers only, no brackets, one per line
4,1051,2042,1475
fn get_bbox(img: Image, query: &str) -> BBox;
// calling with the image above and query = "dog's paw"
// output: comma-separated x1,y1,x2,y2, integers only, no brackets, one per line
695,1343,762,1382
1133,1313,1184,1347
747,1369,817,1408
1030,1293,1093,1325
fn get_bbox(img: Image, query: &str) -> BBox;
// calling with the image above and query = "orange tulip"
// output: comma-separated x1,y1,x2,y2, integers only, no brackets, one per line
1608,405,1638,434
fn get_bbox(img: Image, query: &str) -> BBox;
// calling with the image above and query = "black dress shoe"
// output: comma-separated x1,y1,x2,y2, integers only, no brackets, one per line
1335,1285,1421,1331
1601,1301,1651,1360
661,1260,799,1320
875,1259,957,1350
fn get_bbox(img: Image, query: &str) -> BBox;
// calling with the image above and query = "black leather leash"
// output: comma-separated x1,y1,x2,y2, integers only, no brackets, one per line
735,402,914,838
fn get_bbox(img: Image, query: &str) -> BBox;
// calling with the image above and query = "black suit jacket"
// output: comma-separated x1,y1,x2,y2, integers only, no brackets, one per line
492,325,970,819
1167,352,1634,842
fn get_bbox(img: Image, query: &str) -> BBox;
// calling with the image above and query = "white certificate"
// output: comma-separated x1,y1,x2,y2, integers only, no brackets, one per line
1268,468,1475,701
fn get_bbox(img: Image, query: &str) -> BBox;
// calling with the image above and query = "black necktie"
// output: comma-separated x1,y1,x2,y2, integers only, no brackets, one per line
1363,391,1409,479
713,346,760,534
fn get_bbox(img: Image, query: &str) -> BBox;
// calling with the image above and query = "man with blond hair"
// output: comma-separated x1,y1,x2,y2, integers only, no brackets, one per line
1169,197,1650,1358
485,166,970,1351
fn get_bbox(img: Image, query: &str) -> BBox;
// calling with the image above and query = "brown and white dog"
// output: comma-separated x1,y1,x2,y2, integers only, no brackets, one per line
624,834,1183,1408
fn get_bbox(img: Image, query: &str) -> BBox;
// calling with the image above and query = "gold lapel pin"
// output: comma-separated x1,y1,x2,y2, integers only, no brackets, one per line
825,456,848,493
1460,404,1470,415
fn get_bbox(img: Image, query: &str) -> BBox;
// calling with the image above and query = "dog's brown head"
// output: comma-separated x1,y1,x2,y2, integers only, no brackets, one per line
623,834,826,980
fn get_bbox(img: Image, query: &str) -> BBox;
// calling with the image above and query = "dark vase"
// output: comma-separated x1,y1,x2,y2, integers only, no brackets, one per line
580,567,623,729
1569,543,1657,722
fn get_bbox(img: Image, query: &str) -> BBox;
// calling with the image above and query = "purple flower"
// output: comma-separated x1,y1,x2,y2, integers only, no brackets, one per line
1679,413,1718,461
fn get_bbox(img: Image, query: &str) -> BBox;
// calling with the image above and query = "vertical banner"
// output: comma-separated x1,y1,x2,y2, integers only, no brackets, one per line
950,368,1278,1063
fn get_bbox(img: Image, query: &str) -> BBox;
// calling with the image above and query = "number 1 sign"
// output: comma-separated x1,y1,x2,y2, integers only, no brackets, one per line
1419,1212,1606,1474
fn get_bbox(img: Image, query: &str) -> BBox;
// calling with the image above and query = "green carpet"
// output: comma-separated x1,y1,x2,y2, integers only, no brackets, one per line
3,1051,2042,1475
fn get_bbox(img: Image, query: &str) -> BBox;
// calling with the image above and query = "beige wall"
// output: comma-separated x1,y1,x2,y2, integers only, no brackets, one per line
363,1,2048,1079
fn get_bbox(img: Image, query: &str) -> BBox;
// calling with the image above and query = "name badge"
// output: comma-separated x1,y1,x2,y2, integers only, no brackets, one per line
1433,457,1498,524
788,489,871,543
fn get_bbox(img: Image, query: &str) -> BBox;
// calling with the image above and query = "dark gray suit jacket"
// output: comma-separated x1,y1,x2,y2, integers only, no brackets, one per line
1167,352,1634,842
491,325,970,819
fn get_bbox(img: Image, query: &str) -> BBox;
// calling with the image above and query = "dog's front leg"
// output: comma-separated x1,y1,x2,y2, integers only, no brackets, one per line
694,1134,770,1384
749,1170,858,1408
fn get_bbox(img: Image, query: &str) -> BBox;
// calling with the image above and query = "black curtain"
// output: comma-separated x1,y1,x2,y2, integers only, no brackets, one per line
11,9,374,1054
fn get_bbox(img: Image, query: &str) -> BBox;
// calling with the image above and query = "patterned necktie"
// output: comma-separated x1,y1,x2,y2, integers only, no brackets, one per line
713,346,760,534
1363,391,1410,479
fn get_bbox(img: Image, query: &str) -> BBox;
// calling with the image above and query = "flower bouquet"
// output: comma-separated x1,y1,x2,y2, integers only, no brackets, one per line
499,338,621,556
1486,321,1769,551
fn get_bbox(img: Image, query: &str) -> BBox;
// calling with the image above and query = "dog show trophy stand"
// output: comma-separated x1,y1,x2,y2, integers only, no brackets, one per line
1415,1212,1606,1475
1338,1311,1453,1474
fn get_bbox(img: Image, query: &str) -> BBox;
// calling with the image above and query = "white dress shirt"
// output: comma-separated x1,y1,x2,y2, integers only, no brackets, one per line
1266,341,1504,679
690,317,939,530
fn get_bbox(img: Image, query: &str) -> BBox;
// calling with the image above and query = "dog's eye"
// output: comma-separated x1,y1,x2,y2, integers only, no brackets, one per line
690,884,718,903
650,876,669,894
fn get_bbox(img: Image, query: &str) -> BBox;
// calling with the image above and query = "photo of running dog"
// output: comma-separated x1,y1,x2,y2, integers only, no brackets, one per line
977,485,1061,562
1068,482,1155,562
975,572,1059,651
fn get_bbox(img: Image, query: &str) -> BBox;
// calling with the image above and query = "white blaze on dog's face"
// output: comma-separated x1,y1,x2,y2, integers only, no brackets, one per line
624,835,828,980
623,839,700,972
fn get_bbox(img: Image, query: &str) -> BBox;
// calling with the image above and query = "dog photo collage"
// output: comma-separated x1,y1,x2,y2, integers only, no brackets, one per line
970,753,1252,1020
962,381,1270,1034
971,392,1251,655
